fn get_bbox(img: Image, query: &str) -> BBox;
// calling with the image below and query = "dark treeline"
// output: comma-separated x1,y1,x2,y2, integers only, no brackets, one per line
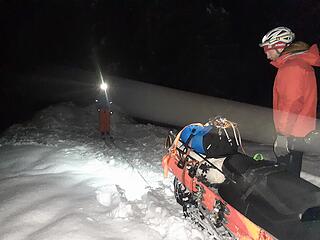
0,0,320,131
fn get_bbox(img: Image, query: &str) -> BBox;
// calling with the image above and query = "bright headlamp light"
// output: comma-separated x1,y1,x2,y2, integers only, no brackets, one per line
100,82,108,91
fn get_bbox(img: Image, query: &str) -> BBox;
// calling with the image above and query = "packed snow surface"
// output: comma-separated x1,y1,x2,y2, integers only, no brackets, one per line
0,102,319,240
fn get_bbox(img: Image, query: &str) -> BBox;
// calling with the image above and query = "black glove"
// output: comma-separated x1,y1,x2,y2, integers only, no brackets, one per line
273,134,290,157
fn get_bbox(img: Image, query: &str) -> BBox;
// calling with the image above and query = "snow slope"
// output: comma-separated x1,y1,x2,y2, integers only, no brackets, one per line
0,102,319,240
0,103,209,240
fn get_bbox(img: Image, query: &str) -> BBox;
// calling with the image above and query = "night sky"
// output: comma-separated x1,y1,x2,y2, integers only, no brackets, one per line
1,0,320,132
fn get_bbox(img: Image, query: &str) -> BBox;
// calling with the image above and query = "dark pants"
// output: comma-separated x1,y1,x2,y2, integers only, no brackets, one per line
276,150,303,177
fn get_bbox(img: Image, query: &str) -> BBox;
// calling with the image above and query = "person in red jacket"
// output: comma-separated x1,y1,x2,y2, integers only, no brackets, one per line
96,82,111,139
260,26,320,177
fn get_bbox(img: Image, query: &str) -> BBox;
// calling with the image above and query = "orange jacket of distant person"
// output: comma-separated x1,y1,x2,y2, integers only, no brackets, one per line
99,109,110,134
271,44,320,137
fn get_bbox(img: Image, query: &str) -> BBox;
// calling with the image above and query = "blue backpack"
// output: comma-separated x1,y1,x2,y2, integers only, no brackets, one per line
180,125,213,154
180,123,238,157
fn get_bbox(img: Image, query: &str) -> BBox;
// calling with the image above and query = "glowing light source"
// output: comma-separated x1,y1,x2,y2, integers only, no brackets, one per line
100,82,108,91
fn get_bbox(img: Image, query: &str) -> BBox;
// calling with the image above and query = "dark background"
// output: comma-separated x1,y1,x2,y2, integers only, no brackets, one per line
1,0,320,132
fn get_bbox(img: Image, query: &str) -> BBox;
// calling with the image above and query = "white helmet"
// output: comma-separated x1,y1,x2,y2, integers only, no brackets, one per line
259,27,295,47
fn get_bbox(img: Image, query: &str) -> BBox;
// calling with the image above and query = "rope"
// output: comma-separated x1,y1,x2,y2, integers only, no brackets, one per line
105,137,152,187
208,116,246,154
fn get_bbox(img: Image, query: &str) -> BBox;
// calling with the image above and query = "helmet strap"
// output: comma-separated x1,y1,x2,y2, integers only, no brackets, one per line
275,48,284,55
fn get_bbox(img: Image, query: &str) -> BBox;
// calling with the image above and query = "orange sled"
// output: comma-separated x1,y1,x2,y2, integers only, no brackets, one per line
162,119,320,240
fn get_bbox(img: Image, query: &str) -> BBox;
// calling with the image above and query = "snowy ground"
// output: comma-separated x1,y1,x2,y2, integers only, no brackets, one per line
0,102,319,240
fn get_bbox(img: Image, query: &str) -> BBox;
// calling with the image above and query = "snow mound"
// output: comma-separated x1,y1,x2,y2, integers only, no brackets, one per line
0,102,207,240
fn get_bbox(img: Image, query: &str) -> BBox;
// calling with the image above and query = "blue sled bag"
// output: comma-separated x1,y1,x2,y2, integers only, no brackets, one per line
180,125,212,154
180,124,238,158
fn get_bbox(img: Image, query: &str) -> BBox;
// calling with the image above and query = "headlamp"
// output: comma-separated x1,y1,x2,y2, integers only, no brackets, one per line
100,82,108,91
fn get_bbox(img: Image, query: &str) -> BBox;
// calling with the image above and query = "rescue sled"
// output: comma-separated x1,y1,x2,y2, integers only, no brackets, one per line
162,117,320,240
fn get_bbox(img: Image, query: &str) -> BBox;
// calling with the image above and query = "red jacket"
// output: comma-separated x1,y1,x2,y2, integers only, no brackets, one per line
271,44,320,137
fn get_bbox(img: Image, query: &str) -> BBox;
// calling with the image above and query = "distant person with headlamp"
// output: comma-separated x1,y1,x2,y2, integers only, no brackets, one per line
96,82,111,139
260,26,320,177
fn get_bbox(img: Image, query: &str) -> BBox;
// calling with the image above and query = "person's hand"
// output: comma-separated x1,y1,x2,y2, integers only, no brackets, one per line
273,134,290,157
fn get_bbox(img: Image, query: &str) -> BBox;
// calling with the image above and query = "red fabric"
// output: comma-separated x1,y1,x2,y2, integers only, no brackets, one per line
99,110,110,134
271,44,320,137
